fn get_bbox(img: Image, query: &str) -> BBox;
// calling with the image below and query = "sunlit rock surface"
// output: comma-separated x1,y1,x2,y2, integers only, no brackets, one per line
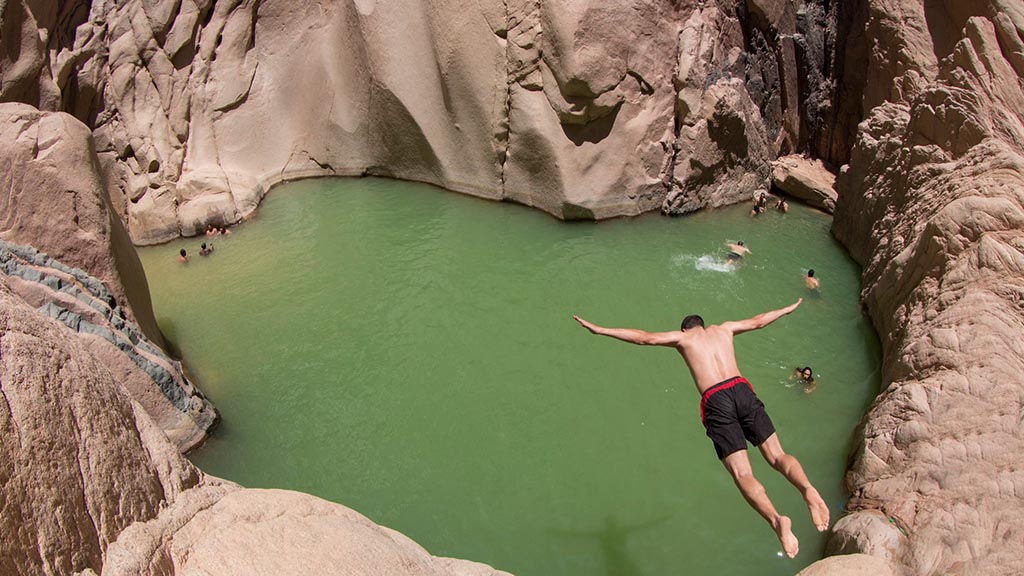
0,103,216,450
4,1,1024,574
1,0,851,242
826,3,1024,574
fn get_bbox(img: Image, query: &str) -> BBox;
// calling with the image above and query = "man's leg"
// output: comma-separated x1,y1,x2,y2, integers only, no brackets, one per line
757,433,830,531
721,449,799,558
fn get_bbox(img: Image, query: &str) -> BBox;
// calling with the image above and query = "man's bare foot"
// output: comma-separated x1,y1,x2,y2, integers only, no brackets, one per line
773,515,799,558
803,487,830,531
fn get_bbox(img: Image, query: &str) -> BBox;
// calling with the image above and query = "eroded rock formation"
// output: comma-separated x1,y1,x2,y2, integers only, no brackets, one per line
0,103,216,450
825,3,1024,574
4,1,1024,575
2,0,852,242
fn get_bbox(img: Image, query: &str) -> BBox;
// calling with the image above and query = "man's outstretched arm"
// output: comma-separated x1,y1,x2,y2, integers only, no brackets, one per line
721,299,802,335
572,315,682,346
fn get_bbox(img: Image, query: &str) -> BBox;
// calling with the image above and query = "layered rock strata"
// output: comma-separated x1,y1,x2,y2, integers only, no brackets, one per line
826,6,1024,575
1,0,856,242
0,103,216,450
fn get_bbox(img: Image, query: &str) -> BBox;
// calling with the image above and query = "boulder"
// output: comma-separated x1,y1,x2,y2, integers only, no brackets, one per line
770,154,837,213
796,554,897,576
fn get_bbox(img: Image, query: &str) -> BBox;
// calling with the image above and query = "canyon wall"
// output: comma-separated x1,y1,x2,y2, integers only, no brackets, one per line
0,103,216,450
2,0,852,243
827,2,1024,574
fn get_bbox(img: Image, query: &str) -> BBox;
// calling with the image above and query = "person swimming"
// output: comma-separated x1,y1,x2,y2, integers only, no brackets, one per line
751,192,768,216
776,198,789,213
805,269,820,290
791,366,817,394
727,241,750,262
200,242,214,256
178,248,189,263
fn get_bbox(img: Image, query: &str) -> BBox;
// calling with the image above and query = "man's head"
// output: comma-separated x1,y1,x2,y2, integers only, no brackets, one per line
737,241,745,247
180,248,186,257
681,315,704,331
807,269,815,278
201,242,207,250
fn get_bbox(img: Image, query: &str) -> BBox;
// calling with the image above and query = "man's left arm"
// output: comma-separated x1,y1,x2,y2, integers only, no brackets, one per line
572,315,681,346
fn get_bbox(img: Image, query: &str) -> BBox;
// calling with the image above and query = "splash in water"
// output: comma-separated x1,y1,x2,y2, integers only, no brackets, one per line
673,253,736,273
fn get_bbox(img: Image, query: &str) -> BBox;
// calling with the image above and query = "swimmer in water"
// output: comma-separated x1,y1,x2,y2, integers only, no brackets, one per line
178,248,189,263
776,198,789,213
573,299,829,558
805,269,820,290
791,366,817,394
727,241,750,263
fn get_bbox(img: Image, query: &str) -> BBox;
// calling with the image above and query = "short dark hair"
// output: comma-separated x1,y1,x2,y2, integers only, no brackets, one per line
180,248,186,257
808,269,815,277
737,240,745,246
201,242,207,249
681,315,704,330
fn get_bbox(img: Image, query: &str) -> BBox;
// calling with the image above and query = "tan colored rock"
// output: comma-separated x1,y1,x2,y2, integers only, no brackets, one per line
796,553,897,576
662,5,773,214
102,488,512,576
0,282,200,576
4,0,861,239
770,155,837,213
831,7,1024,575
0,104,217,450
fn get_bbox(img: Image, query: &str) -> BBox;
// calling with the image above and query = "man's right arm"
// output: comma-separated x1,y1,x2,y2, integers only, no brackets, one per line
572,315,683,346
721,299,802,335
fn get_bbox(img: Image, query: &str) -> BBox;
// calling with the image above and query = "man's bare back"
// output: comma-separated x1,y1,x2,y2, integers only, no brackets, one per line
572,298,830,558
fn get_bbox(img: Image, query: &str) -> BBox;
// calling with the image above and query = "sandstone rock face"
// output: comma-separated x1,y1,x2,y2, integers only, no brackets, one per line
794,553,897,576
1,0,858,241
0,281,200,576
102,487,512,576
0,104,216,451
825,4,1024,575
770,154,837,213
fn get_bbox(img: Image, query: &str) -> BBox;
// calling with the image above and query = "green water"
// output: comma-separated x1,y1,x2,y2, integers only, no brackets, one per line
139,178,879,576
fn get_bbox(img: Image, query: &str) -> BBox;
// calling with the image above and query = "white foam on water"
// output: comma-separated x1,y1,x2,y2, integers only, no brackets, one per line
671,253,736,274
694,254,735,273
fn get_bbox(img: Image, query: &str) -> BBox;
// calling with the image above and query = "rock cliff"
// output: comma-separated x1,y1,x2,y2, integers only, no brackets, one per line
0,103,216,450
826,2,1024,574
2,0,853,242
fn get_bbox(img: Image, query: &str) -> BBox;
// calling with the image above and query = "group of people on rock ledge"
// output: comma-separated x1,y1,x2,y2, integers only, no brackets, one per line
178,224,231,263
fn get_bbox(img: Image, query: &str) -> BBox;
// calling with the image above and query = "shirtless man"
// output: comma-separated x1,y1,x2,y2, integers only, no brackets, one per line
805,269,820,290
572,299,829,558
726,241,750,262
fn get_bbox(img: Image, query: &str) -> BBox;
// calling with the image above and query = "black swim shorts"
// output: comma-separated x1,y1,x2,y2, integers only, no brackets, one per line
699,376,776,459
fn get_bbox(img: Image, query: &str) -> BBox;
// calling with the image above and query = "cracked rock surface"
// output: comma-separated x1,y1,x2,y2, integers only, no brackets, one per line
2,0,851,242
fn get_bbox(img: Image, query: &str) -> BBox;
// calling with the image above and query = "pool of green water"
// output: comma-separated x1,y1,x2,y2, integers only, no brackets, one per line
139,178,879,576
